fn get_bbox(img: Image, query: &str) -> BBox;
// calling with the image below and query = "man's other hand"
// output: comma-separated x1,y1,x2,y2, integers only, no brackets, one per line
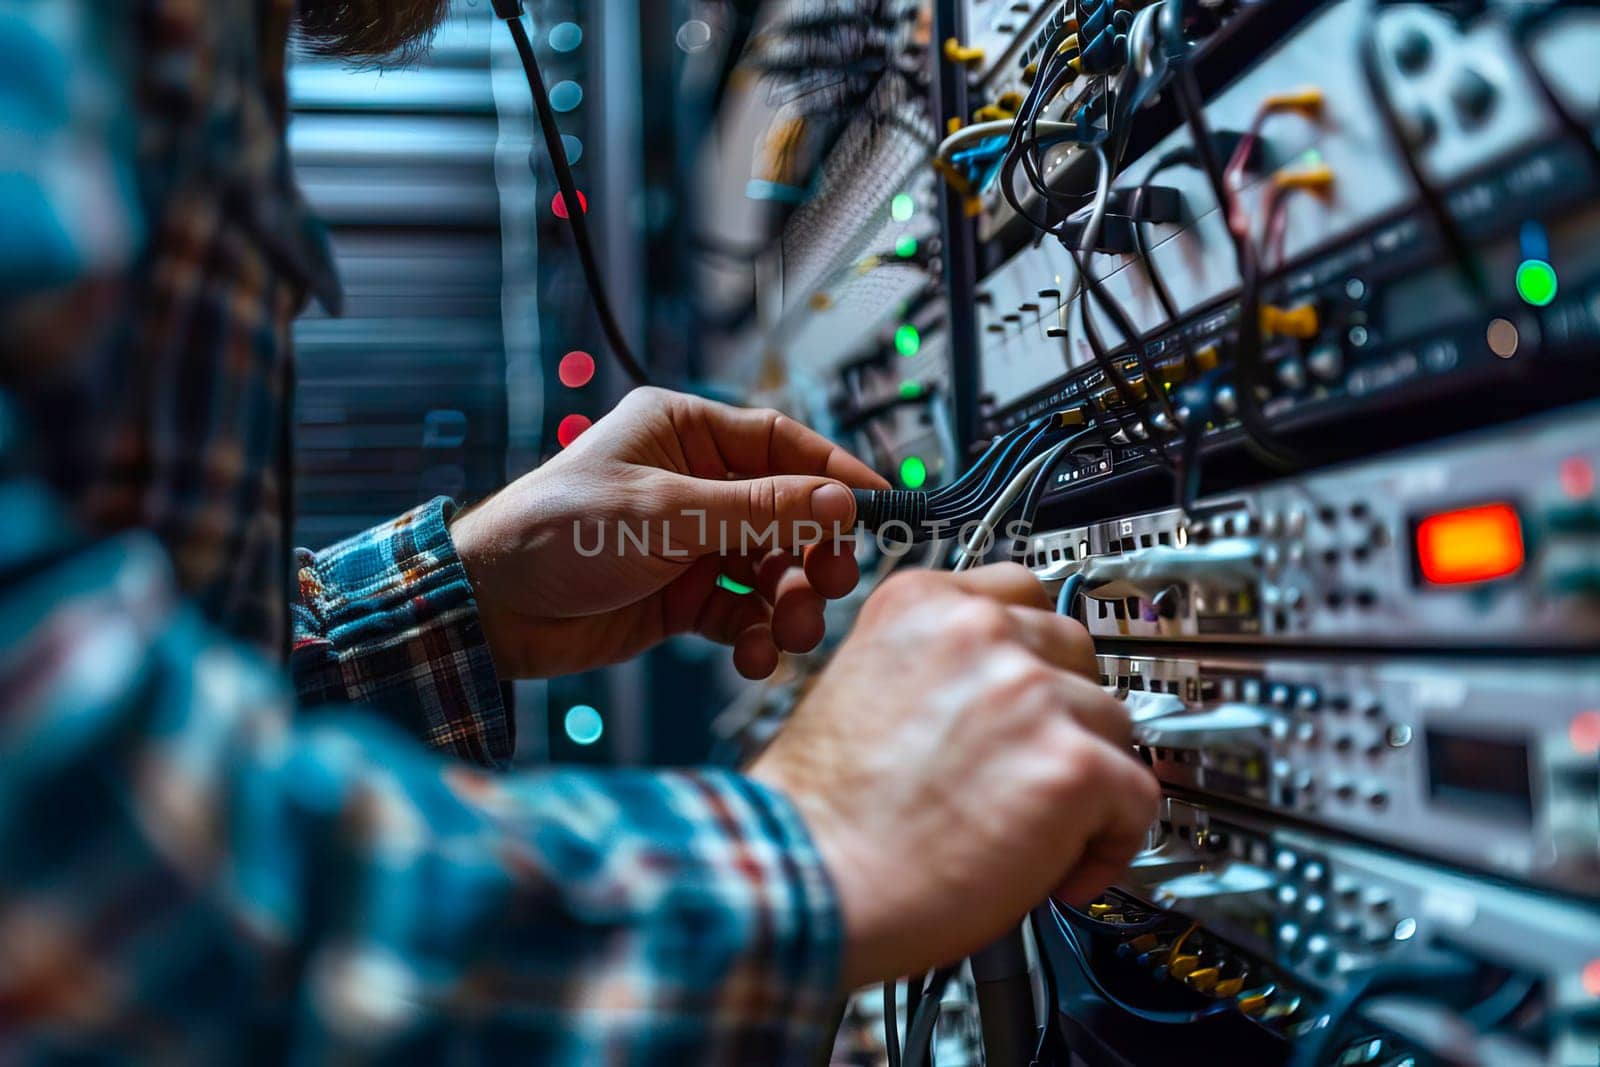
748,564,1161,989
450,387,889,679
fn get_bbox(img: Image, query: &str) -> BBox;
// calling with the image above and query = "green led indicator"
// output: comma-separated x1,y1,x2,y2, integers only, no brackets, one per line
894,323,921,357
563,704,604,746
1515,259,1558,307
899,455,928,489
895,235,918,258
890,193,915,222
898,379,923,399
716,574,754,595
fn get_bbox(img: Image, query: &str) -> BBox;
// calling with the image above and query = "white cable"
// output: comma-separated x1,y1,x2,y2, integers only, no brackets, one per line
1075,538,1262,597
935,117,1078,166
952,439,1071,572
1133,702,1279,748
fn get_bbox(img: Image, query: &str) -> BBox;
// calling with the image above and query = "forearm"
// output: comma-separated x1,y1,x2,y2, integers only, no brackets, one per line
291,496,512,768
1,478,842,1062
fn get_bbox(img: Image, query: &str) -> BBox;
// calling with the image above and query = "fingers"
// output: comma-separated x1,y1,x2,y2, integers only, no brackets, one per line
756,550,827,655
802,538,860,600
677,473,857,553
1003,605,1099,681
675,393,888,489
1054,748,1160,905
940,562,1053,611
1053,830,1151,908
690,545,854,677
733,623,780,679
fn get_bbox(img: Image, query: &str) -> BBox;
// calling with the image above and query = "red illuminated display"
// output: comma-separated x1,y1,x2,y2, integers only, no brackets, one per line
1415,503,1524,586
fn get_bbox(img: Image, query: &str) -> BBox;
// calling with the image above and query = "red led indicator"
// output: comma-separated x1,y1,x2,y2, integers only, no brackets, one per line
556,413,592,448
1584,958,1600,998
558,350,595,389
552,190,588,219
1559,455,1595,499
1571,710,1600,756
1415,503,1524,586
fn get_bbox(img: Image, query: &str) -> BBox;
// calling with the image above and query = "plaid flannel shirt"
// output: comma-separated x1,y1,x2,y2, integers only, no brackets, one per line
0,1,843,1060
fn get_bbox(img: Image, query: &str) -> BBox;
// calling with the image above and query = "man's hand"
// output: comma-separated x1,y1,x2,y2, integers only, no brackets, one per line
748,564,1160,989
450,387,889,679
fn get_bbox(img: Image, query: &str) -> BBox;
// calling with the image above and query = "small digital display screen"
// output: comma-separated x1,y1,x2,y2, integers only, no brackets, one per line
1425,729,1533,823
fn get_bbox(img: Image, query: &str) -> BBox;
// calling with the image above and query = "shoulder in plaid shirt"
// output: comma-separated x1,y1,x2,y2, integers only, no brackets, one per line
0,1,842,1060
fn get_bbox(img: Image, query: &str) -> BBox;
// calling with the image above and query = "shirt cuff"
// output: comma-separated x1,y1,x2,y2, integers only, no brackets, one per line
581,767,846,1056
291,497,512,769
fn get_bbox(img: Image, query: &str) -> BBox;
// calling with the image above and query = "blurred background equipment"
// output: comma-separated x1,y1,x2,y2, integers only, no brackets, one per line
292,0,1600,1062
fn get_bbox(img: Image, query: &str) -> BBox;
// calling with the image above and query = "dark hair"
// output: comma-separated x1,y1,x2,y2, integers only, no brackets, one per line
294,0,452,65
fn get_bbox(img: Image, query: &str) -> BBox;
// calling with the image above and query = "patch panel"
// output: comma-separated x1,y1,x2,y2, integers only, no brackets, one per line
1026,401,1600,647
1102,650,1600,897
1108,798,1600,1067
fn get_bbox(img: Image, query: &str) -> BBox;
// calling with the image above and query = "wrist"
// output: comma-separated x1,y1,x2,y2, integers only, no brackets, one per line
749,752,899,989
447,496,522,678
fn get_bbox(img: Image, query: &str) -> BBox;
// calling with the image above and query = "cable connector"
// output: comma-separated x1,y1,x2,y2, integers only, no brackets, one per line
1071,30,1128,75
943,38,985,66
1056,406,1088,428
1272,162,1335,193
1261,85,1325,119
852,488,931,537
1259,301,1320,339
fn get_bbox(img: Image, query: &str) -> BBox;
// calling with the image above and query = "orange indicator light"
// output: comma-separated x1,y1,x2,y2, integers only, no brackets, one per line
1415,503,1524,586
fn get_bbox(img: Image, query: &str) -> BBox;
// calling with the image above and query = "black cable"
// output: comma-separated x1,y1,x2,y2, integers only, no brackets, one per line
902,974,924,1062
1048,903,1236,1025
1463,971,1538,1032
1356,12,1486,301
902,964,961,1067
1067,244,1181,432
884,979,902,1067
1028,909,1061,1062
929,421,1052,523
494,2,652,386
1286,954,1479,1067
1076,294,1145,443
1170,61,1302,470
1011,424,1108,556
1507,14,1600,179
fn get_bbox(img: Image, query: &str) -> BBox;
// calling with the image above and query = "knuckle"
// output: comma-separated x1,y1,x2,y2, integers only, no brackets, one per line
627,385,667,408
949,599,1015,643
992,561,1050,605
985,653,1058,709
864,569,927,619
747,479,779,523
881,568,936,602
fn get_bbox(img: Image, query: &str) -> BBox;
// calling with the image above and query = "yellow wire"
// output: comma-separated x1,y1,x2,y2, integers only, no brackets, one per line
1166,921,1198,966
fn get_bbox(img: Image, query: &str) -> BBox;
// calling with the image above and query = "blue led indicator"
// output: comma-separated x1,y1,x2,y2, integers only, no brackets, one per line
563,704,604,746
561,133,583,164
550,80,584,113
1519,220,1550,264
549,22,583,52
